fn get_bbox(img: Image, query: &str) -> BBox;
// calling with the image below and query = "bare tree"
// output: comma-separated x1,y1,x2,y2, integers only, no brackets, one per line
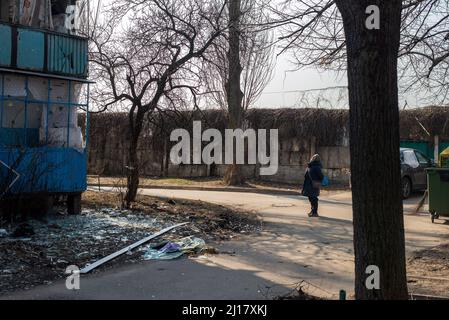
90,0,227,206
202,0,274,185
265,0,418,299
204,1,275,112
399,0,449,104
267,0,449,105
264,0,449,300
337,0,408,300
221,0,245,185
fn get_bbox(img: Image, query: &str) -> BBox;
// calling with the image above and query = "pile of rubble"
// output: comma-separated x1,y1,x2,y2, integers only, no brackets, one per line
0,193,261,295
407,243,449,298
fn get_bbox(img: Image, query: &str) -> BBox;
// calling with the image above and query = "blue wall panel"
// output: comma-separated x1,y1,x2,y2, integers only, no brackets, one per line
0,22,88,78
0,25,11,66
0,128,39,147
0,147,87,194
48,34,88,77
17,29,45,70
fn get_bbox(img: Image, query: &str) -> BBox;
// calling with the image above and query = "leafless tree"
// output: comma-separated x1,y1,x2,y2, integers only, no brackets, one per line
221,0,245,185
203,1,275,112
399,0,449,104
89,0,227,206
263,0,427,299
266,0,449,105
201,0,274,185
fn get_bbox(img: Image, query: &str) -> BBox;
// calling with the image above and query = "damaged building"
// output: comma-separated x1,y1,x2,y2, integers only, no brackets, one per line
0,0,91,214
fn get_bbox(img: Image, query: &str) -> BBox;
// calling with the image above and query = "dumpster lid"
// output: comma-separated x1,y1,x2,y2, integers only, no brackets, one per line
441,147,449,156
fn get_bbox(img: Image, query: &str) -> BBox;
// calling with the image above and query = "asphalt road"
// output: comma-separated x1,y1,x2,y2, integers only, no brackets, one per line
2,189,448,300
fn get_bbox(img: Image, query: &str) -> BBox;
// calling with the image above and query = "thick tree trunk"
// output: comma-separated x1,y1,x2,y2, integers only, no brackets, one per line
224,0,245,186
335,0,408,299
125,111,144,207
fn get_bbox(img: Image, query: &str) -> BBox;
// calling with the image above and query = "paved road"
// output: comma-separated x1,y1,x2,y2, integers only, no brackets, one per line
3,189,448,300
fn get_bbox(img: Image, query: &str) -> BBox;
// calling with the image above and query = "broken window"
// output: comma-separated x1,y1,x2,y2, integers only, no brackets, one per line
0,73,89,149
403,150,419,169
0,0,88,36
415,151,430,166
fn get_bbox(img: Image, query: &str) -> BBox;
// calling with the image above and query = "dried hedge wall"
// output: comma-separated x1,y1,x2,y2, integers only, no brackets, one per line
79,106,449,176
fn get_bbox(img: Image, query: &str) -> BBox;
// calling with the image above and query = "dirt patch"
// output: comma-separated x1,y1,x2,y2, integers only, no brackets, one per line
407,243,449,298
82,191,262,240
0,191,261,295
270,281,325,300
275,288,322,301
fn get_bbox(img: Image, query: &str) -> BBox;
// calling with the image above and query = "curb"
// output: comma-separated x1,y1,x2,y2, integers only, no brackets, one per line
88,183,302,197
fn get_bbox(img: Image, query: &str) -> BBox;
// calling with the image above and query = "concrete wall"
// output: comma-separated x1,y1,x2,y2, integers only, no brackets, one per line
84,112,352,185
156,145,351,185
86,133,351,185
83,107,449,186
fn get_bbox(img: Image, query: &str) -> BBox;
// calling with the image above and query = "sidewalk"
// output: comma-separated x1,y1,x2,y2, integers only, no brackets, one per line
88,179,428,215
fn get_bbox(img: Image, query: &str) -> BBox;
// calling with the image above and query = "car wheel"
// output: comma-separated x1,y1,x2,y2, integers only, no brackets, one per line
402,177,412,199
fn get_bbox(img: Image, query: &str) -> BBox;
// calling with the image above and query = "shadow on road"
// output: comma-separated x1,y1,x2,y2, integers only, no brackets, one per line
1,257,293,300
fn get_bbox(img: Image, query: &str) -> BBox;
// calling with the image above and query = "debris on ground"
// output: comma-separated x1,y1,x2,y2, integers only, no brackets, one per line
11,223,35,238
0,229,8,238
407,243,449,298
82,191,262,241
273,282,323,300
0,191,261,295
80,223,189,274
143,236,207,260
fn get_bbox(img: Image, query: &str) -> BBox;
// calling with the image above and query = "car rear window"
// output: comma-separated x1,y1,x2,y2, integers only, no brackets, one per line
403,150,419,168
415,151,430,165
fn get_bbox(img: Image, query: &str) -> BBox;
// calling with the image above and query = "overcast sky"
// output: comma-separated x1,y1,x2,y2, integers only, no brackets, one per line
93,0,436,110
253,52,428,109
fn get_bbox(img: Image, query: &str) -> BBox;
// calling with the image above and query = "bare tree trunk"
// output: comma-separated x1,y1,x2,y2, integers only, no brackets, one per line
224,0,245,186
336,0,408,299
125,111,144,207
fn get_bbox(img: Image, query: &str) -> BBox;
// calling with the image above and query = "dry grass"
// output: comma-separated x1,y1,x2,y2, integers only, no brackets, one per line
87,176,224,188
86,177,349,195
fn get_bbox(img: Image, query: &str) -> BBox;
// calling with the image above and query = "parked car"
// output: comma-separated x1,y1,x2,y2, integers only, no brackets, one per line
401,148,435,199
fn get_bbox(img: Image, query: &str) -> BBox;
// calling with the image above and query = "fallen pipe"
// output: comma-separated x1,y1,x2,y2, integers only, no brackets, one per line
80,222,189,274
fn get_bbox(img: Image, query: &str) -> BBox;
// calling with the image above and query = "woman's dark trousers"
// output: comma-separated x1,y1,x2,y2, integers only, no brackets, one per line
308,197,319,215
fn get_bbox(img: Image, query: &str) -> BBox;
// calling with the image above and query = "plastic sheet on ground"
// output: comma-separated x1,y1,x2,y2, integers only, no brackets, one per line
143,236,206,261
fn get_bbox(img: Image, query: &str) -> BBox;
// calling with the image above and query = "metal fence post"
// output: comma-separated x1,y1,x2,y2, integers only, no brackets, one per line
24,76,29,146
67,80,72,148
0,74,4,129
46,79,51,145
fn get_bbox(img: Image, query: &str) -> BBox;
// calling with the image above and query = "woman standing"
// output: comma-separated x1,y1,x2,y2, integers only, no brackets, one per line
302,154,324,217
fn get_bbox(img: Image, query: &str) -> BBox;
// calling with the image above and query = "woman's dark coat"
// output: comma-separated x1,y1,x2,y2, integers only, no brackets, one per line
302,160,324,198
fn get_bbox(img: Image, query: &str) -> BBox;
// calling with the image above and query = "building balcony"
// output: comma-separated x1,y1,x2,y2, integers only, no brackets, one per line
0,21,88,79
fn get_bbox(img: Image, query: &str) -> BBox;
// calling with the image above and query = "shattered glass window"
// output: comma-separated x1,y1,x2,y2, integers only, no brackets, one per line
403,150,419,169
2,0,88,36
415,151,430,166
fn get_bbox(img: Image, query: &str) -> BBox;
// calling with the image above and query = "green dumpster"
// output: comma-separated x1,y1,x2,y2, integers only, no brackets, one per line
440,147,449,168
427,168,449,223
